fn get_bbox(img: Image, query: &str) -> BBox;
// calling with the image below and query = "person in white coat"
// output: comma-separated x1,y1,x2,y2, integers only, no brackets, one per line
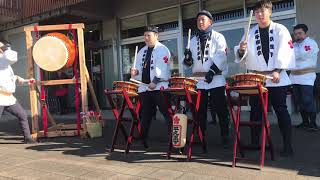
131,26,171,147
290,24,319,131
0,39,36,144
184,10,230,151
234,0,295,157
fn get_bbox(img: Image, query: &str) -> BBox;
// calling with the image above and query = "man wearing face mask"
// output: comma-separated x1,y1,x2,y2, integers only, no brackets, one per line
290,24,319,131
234,0,295,157
183,10,230,151
0,39,36,144
131,26,171,147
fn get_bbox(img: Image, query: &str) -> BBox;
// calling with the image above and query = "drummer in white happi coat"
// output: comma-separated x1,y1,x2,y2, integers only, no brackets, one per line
0,39,36,144
234,0,295,157
184,10,230,151
290,24,319,131
131,26,172,148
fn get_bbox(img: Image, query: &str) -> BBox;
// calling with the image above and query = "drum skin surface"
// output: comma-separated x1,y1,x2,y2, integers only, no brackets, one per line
32,32,76,72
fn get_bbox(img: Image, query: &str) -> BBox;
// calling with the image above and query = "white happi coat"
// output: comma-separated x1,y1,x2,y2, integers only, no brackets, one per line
0,48,18,106
133,41,171,93
234,21,295,87
289,37,319,86
188,30,228,90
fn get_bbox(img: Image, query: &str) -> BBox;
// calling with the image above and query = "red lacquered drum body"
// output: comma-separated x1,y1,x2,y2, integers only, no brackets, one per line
113,81,138,97
169,77,198,94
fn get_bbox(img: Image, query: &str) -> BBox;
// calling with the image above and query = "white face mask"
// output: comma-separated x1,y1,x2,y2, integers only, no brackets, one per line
2,48,18,65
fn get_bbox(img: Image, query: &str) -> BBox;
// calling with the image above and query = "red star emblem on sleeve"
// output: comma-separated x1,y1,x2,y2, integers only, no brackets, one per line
304,45,311,51
163,56,168,64
288,40,294,49
173,116,180,125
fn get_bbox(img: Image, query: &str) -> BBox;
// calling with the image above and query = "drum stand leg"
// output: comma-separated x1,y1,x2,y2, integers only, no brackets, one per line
105,90,146,154
161,89,203,161
186,89,203,161
106,93,126,152
226,85,274,169
161,90,174,159
122,92,146,153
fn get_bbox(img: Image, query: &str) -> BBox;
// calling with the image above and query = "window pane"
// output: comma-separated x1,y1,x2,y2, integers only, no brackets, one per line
160,38,179,76
220,28,246,76
121,42,145,81
275,18,295,31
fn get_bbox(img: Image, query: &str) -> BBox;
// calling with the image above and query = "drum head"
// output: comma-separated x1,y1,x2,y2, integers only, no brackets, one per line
32,36,69,72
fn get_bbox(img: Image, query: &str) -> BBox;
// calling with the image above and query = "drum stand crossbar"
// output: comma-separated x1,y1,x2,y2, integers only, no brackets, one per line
226,84,274,169
24,24,101,139
104,89,147,153
161,88,204,161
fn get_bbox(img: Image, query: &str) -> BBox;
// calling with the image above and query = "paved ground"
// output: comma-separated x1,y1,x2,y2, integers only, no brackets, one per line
0,111,320,180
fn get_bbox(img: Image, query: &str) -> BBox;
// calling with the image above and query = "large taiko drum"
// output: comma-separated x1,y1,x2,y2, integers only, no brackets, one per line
32,32,77,72
113,81,138,97
169,77,198,94
230,73,267,94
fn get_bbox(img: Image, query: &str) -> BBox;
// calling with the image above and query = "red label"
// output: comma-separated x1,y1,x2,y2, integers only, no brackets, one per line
173,116,180,125
304,45,311,51
163,56,169,64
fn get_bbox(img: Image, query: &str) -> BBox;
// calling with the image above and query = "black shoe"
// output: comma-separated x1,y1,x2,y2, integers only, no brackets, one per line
307,122,319,132
295,122,309,129
24,137,37,144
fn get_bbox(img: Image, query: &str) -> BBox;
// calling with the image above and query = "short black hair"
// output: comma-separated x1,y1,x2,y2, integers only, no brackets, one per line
254,0,273,11
293,24,308,33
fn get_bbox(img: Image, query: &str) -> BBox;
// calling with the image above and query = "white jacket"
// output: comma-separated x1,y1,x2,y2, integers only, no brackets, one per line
0,49,18,93
234,21,295,87
187,30,228,90
290,37,319,86
133,41,171,93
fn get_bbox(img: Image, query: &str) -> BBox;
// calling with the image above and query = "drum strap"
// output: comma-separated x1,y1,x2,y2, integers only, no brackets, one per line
34,25,48,136
69,24,81,135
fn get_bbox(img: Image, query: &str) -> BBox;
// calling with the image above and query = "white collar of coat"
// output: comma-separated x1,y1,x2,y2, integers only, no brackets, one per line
142,41,160,68
196,29,213,63
252,21,276,65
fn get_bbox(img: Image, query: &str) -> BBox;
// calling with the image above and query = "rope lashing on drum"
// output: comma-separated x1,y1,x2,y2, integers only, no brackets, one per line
34,25,48,136
68,24,81,136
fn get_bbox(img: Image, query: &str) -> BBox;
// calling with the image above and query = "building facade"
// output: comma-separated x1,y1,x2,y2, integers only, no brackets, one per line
1,0,318,112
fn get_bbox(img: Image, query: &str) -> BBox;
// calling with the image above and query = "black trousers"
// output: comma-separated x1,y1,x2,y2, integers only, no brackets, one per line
250,86,292,147
198,86,229,137
140,91,171,141
0,101,32,138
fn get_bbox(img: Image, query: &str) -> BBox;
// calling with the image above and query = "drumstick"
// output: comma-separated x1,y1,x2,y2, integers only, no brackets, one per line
133,46,138,69
186,29,191,49
265,75,274,80
130,78,148,86
244,10,254,42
